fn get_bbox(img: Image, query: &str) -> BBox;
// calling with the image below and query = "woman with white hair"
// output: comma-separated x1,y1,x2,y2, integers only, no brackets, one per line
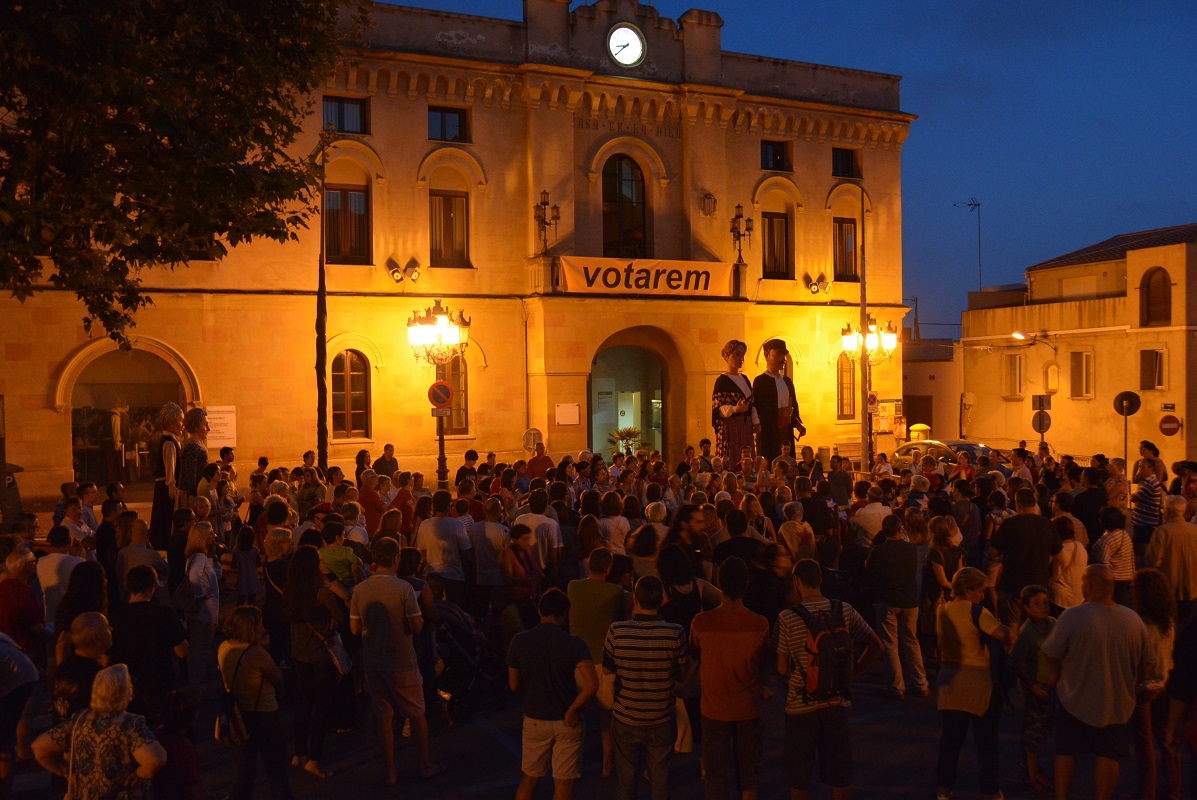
33,664,167,798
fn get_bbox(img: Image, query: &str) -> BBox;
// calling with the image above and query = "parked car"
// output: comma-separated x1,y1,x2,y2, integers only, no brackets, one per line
888,440,1011,476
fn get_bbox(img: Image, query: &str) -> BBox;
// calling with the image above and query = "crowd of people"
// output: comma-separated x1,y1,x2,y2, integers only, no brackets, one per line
0,392,1196,800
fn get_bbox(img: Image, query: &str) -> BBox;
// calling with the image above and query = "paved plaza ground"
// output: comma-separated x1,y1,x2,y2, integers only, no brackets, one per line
12,645,1156,799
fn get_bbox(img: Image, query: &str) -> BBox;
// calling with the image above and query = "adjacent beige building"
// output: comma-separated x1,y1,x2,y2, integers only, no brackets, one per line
0,0,913,502
960,223,1197,466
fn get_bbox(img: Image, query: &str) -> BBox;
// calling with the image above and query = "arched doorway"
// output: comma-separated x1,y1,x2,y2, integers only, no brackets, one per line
588,326,688,460
590,346,663,456
71,350,184,488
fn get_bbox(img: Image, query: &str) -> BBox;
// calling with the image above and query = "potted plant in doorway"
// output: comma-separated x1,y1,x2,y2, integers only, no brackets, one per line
607,426,644,456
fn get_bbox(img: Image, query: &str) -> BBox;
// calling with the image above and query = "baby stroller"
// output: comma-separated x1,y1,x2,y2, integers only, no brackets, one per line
433,599,505,723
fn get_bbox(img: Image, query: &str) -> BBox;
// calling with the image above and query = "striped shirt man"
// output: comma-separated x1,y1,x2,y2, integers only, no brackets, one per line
1132,475,1163,529
603,614,687,726
1091,528,1136,581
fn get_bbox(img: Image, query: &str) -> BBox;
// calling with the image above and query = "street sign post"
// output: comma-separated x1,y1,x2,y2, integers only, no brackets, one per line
1114,390,1142,482
428,380,455,489
1031,410,1051,438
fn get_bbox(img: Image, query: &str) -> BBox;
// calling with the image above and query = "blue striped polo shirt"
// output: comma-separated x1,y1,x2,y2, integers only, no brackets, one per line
602,614,687,726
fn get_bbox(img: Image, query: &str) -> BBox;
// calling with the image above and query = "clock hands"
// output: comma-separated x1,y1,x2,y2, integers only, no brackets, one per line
615,43,628,55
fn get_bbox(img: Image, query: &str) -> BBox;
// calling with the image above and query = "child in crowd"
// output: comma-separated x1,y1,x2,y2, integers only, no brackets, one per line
233,526,262,606
1091,506,1135,606
318,521,364,586
777,502,815,561
340,501,369,546
1010,585,1057,794
212,479,239,544
454,498,475,534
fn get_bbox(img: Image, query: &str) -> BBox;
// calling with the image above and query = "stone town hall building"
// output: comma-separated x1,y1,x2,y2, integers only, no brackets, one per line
0,0,913,501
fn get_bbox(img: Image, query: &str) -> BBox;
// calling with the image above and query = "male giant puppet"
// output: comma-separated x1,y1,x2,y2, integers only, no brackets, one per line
752,338,806,461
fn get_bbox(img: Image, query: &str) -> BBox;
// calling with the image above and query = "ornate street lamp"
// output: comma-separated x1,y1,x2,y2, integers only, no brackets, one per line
407,300,471,489
534,189,560,256
729,203,753,264
841,318,899,365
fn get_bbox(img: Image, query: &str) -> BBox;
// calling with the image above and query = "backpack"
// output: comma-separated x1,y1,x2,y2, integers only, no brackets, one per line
793,599,854,703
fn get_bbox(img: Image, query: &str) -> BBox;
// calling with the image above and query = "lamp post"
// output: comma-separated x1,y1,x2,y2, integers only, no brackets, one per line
858,183,870,471
407,300,471,490
1011,330,1058,354
534,189,560,256
730,203,753,264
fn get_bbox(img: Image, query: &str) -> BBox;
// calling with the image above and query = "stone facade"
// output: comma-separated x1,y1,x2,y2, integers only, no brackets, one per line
0,0,912,502
960,224,1197,466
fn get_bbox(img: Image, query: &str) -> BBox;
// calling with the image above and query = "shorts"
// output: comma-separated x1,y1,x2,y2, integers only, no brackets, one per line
1055,706,1131,760
784,706,853,790
366,668,425,722
521,716,584,780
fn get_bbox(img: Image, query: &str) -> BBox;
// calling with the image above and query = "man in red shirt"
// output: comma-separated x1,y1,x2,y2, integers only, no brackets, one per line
689,557,770,800
357,470,386,535
526,442,555,481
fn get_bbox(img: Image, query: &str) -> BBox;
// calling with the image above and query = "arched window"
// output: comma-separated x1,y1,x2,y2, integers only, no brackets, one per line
1140,267,1171,327
602,155,647,258
435,355,468,435
331,350,370,439
837,353,855,420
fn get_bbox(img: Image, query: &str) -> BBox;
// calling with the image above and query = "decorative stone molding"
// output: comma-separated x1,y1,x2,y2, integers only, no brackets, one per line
52,337,202,413
326,332,386,372
824,182,874,216
415,145,488,192
751,175,806,213
585,136,670,188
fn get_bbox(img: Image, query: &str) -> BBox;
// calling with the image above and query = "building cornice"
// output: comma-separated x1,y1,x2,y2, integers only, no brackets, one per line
329,55,912,148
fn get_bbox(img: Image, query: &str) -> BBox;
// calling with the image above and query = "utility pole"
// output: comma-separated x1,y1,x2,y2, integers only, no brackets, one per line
315,127,332,473
859,183,871,472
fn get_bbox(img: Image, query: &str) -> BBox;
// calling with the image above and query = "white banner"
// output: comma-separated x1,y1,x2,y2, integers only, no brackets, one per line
558,257,733,298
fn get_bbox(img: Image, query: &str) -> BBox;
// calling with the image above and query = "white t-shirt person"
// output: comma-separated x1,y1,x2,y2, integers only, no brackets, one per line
415,514,472,582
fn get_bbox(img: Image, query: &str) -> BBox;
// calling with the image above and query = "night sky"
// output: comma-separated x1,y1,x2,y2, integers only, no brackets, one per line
393,0,1197,332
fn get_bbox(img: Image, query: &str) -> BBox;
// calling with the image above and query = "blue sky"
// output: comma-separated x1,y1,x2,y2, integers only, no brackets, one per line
392,0,1197,331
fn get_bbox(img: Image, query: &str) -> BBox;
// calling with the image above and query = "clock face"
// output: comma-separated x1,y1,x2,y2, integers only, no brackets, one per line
607,24,645,67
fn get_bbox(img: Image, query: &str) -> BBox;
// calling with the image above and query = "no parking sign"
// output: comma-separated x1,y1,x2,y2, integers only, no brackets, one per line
428,381,453,408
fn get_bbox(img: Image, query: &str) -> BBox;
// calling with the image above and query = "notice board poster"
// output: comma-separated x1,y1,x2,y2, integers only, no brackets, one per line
206,406,237,449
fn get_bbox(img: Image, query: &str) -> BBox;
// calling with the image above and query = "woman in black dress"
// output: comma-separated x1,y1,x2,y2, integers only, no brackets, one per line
149,403,184,550
177,408,210,510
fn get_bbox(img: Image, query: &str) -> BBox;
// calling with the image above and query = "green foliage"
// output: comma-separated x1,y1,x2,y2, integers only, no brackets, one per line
0,0,371,343
607,426,644,456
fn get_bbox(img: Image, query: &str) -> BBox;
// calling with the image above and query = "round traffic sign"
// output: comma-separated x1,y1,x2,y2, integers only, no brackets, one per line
1113,391,1141,417
1031,410,1051,435
1160,414,1182,437
428,380,453,408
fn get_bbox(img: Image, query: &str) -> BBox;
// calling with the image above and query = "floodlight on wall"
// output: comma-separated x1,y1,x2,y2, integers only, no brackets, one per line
804,272,830,294
386,258,421,284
